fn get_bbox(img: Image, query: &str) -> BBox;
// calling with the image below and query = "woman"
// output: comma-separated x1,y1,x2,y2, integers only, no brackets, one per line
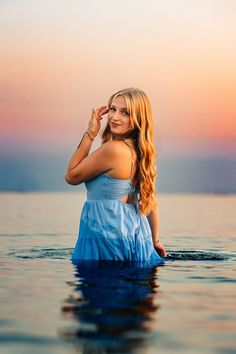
65,87,167,263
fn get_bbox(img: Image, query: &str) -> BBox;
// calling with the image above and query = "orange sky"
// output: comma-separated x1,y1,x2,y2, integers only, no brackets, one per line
1,0,236,157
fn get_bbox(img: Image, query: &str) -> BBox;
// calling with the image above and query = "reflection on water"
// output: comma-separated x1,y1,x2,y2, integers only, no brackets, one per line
1,193,235,353
60,261,165,353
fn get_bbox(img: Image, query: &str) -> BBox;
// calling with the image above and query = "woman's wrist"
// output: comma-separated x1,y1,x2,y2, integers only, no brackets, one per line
153,239,160,246
87,120,97,140
85,130,95,141
77,130,95,149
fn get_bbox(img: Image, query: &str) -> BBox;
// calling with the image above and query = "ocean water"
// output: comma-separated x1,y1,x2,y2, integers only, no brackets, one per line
0,192,236,354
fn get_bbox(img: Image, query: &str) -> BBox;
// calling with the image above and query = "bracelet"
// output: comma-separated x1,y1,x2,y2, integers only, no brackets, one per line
153,239,160,246
77,131,95,149
85,131,95,141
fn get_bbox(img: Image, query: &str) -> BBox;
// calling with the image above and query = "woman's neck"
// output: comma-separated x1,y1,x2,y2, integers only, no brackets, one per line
112,132,136,142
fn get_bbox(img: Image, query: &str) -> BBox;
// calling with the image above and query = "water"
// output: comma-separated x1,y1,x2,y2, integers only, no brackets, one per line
0,192,236,354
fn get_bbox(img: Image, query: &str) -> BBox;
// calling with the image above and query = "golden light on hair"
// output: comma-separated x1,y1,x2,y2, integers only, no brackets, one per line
101,87,157,215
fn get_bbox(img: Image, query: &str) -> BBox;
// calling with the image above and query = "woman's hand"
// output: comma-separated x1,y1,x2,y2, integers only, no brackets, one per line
154,241,167,258
87,106,110,138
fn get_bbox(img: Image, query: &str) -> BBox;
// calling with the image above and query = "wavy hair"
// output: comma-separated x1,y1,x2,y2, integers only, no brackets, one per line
100,87,157,215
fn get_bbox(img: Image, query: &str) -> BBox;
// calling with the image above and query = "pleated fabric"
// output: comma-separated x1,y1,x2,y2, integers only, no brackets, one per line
71,173,165,265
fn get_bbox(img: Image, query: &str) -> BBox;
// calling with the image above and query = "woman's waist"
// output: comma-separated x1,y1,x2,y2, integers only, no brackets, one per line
86,190,133,200
85,197,135,206
83,198,140,219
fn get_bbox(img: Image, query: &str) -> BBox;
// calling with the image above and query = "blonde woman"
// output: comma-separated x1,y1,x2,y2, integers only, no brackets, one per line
65,88,167,263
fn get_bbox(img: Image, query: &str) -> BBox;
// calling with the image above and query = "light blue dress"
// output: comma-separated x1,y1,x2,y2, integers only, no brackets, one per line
71,142,165,265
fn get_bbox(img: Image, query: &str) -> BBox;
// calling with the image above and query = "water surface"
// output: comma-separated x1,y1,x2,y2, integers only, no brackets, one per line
0,192,236,354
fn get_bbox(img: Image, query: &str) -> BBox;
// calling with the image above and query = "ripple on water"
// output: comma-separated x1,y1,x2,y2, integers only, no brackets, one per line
8,248,73,260
7,248,233,262
166,250,231,261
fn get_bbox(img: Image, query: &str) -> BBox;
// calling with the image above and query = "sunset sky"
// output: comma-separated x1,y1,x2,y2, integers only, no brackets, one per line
0,0,236,192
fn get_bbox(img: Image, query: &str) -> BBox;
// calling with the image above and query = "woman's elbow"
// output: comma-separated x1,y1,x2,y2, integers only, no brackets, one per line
65,173,73,185
64,172,81,186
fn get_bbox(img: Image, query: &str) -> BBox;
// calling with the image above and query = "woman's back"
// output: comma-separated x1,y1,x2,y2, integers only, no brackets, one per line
85,140,138,202
100,139,137,181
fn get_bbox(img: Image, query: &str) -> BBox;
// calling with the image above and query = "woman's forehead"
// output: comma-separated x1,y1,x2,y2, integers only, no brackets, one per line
110,95,127,109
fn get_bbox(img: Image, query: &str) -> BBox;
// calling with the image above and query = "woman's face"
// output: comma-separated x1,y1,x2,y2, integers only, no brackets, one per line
108,95,131,136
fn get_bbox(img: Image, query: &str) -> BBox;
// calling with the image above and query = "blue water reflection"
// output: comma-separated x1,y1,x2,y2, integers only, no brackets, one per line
60,260,165,352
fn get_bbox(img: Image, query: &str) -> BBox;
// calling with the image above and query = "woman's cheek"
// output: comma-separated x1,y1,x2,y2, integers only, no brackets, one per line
107,113,113,120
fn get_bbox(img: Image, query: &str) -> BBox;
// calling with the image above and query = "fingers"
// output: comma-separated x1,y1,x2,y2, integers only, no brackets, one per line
154,244,167,258
92,106,109,115
101,107,110,114
97,105,108,111
160,246,167,257
92,106,106,112
160,250,167,258
91,106,109,121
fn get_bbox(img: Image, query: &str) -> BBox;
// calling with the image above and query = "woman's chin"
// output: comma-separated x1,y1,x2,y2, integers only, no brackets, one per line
110,128,123,134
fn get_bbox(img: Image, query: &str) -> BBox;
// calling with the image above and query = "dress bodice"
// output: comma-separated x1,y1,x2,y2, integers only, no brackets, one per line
85,173,136,200
86,139,137,201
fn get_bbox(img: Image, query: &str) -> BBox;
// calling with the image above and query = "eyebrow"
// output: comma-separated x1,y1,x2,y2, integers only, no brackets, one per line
110,104,128,111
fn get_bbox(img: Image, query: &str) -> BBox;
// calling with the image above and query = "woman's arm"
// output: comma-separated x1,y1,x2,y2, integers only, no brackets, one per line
66,132,94,173
147,196,167,257
66,105,109,172
65,105,112,185
65,139,120,185
147,196,159,243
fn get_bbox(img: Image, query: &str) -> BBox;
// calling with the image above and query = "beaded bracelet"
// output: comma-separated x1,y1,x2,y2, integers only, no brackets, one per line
77,131,95,149
153,240,160,246
85,131,95,141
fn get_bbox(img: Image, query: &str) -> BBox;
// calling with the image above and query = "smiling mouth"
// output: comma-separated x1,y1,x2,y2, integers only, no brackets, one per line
110,122,121,127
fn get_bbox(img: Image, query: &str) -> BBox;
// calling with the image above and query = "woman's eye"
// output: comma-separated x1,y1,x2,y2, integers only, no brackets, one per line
109,107,115,112
123,111,129,116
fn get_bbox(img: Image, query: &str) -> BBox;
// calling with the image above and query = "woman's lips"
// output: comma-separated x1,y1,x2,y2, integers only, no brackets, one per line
110,122,121,128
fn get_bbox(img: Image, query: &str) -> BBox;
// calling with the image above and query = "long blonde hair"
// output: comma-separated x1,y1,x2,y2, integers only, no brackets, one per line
100,87,157,215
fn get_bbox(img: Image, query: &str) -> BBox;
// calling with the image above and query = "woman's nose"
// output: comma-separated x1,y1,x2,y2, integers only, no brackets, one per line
113,111,120,120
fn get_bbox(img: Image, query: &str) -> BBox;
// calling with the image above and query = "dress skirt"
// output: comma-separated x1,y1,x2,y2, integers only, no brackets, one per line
71,199,165,265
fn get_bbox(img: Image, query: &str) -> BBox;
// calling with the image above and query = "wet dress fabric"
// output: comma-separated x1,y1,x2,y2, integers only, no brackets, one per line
71,142,165,265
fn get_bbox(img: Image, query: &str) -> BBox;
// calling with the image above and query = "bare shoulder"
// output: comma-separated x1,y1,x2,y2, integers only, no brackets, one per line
100,140,131,158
